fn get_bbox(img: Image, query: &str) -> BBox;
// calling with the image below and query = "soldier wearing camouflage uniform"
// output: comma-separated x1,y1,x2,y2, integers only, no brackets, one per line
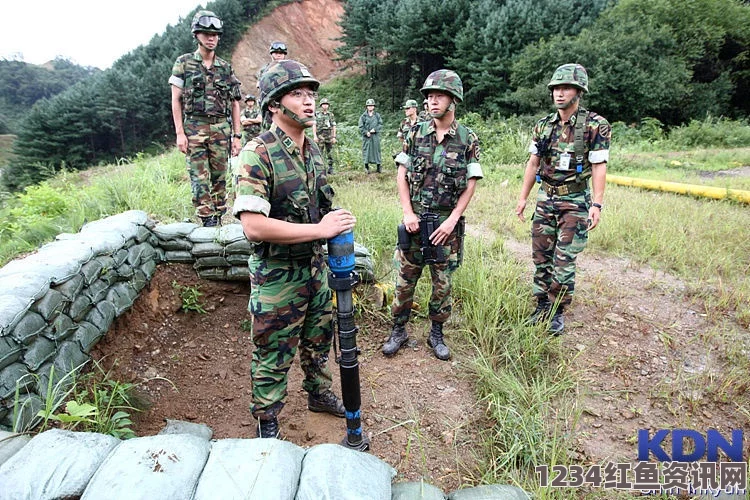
313,98,337,174
240,94,262,146
418,98,431,122
397,99,419,140
358,99,383,173
233,59,355,439
169,10,242,227
383,70,483,361
516,63,610,335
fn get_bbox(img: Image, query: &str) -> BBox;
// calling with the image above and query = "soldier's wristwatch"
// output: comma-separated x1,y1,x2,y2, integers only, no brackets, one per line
232,133,242,139
592,203,603,210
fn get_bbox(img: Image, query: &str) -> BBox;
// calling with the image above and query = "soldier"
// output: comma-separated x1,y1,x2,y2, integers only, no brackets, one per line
233,59,355,439
358,98,383,173
515,63,610,335
397,99,418,139
169,10,242,227
240,94,262,146
255,41,288,88
418,98,431,122
382,70,482,361
313,98,337,174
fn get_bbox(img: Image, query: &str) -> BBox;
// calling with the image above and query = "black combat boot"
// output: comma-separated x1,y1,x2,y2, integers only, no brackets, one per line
549,308,565,336
364,164,371,174
257,417,281,439
382,324,409,356
529,298,551,325
327,163,334,175
376,164,382,173
307,390,346,417
427,321,450,361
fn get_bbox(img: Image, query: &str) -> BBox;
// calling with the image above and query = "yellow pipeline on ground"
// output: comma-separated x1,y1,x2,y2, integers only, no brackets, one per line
607,175,750,204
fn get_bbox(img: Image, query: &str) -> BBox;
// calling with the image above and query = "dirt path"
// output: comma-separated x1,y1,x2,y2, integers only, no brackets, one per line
92,236,750,493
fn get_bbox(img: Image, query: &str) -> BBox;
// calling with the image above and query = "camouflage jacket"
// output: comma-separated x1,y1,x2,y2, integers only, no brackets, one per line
418,110,432,122
169,50,242,117
397,117,418,139
241,106,261,135
315,110,336,139
528,108,611,184
233,123,334,259
395,120,483,215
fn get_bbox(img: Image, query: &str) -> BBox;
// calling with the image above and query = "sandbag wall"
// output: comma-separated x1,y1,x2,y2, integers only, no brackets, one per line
0,210,374,432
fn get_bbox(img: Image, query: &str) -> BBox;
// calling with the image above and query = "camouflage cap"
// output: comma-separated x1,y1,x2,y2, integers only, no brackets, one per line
259,60,320,113
421,69,463,102
402,99,418,109
320,98,330,105
548,63,589,92
191,10,223,34
365,98,375,106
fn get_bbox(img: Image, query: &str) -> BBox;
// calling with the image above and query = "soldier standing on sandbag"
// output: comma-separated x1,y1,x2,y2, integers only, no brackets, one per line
382,70,483,361
233,60,355,439
515,63,611,335
169,10,242,227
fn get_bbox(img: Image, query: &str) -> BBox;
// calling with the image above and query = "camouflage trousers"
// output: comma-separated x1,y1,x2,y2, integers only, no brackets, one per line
531,189,591,307
391,230,461,325
318,138,335,168
185,118,230,218
247,253,334,419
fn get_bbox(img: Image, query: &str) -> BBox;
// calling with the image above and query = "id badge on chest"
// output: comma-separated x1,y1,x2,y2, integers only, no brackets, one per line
557,152,571,171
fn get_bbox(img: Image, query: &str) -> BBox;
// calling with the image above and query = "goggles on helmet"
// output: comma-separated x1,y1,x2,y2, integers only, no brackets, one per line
196,16,223,31
270,42,287,53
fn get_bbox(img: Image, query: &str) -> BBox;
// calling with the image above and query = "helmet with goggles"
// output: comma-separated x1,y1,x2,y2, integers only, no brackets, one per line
191,10,223,35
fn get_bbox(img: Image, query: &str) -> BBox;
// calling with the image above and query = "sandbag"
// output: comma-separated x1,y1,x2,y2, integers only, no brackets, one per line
225,239,256,254
58,231,126,258
164,250,195,263
0,431,30,467
23,336,56,370
82,433,211,500
158,419,213,441
44,313,76,342
194,438,305,500
0,429,120,500
69,294,93,322
53,274,84,301
216,223,247,245
187,227,221,244
296,443,396,500
75,321,103,353
0,363,32,400
152,222,199,240
0,295,30,336
194,256,230,269
0,271,50,302
392,481,447,500
0,336,24,371
10,311,46,344
192,241,226,257
30,289,66,322
447,485,531,500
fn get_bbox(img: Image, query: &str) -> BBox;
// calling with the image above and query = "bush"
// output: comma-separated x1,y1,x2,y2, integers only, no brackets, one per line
667,116,750,148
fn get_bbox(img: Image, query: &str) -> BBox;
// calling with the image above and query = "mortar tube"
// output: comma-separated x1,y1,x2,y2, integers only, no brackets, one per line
331,286,370,451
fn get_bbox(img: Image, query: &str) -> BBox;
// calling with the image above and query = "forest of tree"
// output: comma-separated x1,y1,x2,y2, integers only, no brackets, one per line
3,0,750,192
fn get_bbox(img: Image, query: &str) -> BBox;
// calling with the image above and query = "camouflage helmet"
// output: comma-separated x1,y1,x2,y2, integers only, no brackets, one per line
548,63,589,92
320,98,330,105
421,69,463,102
259,60,319,113
191,10,223,35
402,99,418,109
244,94,256,102
365,98,375,106
269,41,288,54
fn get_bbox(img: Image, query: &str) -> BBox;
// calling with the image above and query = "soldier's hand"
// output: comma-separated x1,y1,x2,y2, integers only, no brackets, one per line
314,135,319,142
320,209,356,239
587,206,601,230
365,132,371,138
403,213,420,233
430,219,457,246
515,200,527,222
331,138,336,144
176,132,188,154
231,137,241,157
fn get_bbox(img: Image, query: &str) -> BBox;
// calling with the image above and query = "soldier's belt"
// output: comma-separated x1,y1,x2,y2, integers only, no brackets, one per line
188,114,226,124
541,179,588,196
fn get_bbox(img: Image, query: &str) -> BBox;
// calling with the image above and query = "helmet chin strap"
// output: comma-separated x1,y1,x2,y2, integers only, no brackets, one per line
430,99,455,119
279,103,314,127
555,93,580,110
195,35,217,52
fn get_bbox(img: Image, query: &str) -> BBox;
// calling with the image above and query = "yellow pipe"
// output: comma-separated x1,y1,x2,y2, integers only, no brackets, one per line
607,175,750,204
